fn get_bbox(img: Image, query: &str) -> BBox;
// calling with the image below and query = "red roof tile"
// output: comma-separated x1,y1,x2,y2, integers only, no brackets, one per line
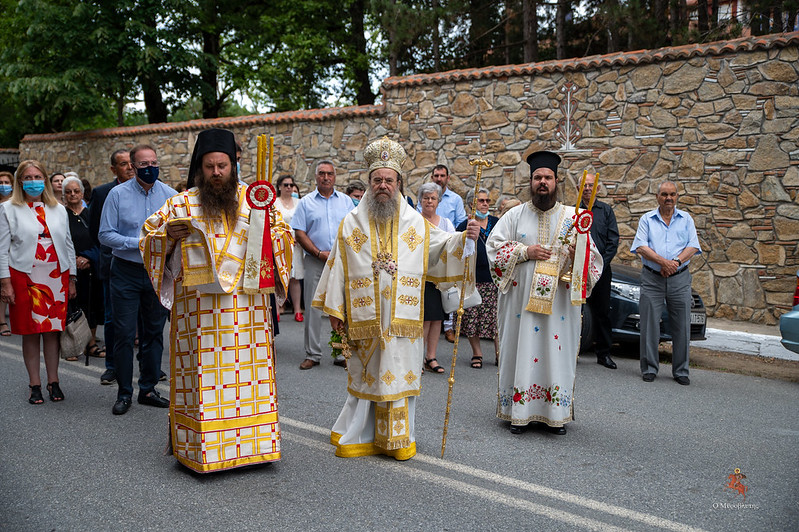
383,32,799,88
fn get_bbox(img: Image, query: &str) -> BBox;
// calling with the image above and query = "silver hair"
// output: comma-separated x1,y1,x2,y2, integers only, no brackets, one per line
315,160,336,176
658,180,678,194
466,187,490,206
61,175,84,194
417,182,442,202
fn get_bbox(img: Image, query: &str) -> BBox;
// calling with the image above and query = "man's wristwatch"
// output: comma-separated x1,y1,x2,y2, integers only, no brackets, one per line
674,258,682,266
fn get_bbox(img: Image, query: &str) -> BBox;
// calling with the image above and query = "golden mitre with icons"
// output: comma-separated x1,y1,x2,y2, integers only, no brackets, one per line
364,136,408,176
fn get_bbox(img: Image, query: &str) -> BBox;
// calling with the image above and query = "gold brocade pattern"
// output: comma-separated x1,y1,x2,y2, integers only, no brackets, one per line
400,226,424,252
374,399,410,451
399,276,420,288
398,295,419,306
353,296,374,308
381,370,396,386
345,227,368,253
404,371,418,385
452,246,464,261
350,277,373,290
381,286,392,300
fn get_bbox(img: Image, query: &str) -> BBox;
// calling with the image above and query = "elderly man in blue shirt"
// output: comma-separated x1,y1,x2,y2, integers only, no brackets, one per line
631,181,701,386
99,144,176,415
292,160,354,370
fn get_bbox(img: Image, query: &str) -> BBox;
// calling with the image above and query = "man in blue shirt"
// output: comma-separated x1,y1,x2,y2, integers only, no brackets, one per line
291,160,354,370
99,145,176,414
89,149,135,385
631,181,701,386
418,164,467,343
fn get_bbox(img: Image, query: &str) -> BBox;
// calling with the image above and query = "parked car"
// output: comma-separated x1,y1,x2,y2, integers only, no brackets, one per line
779,269,799,354
581,264,707,351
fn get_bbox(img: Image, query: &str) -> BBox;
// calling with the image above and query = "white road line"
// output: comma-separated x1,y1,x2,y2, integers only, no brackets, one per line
281,417,707,532
283,430,633,532
0,348,706,531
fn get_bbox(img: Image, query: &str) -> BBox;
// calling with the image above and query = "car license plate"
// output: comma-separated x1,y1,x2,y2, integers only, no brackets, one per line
690,313,706,325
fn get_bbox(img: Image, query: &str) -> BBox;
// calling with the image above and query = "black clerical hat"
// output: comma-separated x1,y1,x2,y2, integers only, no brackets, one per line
526,150,561,175
187,128,238,189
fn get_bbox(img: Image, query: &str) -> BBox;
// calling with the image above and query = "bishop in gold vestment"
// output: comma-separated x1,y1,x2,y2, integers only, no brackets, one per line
313,137,479,460
140,129,292,472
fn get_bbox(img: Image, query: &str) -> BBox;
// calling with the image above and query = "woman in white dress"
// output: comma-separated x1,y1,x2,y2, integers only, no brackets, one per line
273,175,304,321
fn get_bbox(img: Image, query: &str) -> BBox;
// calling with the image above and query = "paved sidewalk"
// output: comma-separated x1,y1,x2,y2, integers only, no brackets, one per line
695,317,797,362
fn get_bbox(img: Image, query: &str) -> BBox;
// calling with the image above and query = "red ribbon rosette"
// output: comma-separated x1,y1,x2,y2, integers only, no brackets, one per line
574,210,593,234
246,181,277,210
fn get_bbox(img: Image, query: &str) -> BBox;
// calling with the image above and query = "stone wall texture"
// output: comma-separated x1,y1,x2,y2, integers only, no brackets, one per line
19,32,799,324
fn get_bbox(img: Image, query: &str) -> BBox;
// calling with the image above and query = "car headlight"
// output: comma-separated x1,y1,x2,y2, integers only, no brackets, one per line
611,281,640,301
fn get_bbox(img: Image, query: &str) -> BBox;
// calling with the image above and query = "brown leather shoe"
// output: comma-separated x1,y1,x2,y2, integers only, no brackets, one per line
333,358,347,369
444,330,456,343
299,359,320,370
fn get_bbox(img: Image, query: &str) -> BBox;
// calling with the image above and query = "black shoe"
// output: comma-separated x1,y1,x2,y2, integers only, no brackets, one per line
597,354,617,369
642,373,656,382
509,424,527,434
548,425,567,435
674,376,691,386
333,358,347,368
112,397,132,415
100,370,116,385
159,371,167,382
138,390,169,408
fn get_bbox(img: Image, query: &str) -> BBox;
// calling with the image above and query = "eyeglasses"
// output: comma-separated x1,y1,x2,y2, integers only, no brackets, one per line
476,198,491,203
371,177,397,186
281,183,294,188
133,160,159,169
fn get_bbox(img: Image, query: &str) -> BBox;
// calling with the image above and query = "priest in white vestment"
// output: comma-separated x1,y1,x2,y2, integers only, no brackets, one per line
487,151,603,435
140,129,293,472
312,137,479,460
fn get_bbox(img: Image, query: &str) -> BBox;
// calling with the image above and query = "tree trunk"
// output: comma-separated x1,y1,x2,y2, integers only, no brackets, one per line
772,3,783,32
349,0,374,105
556,0,567,60
697,0,709,34
523,0,538,62
201,29,220,118
433,0,441,71
605,0,620,54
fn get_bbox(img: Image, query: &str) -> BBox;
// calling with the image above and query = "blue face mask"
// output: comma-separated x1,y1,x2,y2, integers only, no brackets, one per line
474,209,488,220
136,166,159,184
237,162,241,177
22,180,46,197
352,198,360,206
0,184,12,196
291,192,299,199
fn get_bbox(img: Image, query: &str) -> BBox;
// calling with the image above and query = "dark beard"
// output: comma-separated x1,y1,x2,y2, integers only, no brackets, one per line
366,189,399,223
531,187,557,211
196,173,239,222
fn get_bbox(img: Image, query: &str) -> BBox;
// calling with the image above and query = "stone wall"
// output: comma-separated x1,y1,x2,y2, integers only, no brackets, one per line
19,32,799,323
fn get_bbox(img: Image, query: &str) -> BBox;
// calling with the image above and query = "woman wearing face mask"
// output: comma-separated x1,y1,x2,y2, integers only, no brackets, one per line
0,161,77,404
345,180,366,206
273,174,304,321
456,187,499,368
0,171,13,337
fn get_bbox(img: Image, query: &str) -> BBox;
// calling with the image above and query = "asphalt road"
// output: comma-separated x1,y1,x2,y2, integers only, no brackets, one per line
1,318,797,531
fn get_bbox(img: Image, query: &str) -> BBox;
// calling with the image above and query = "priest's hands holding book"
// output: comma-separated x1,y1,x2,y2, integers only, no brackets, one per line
166,219,191,240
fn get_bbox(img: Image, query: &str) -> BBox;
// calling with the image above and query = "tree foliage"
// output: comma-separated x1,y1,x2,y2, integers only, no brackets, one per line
0,0,793,146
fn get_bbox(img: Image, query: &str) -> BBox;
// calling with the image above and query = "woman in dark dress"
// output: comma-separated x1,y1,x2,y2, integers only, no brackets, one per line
63,176,104,359
456,187,499,368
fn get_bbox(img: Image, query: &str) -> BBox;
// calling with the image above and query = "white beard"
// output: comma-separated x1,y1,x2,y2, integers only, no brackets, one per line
366,189,399,223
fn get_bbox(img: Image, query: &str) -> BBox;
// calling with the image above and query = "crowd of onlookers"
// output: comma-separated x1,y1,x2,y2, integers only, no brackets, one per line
0,154,517,406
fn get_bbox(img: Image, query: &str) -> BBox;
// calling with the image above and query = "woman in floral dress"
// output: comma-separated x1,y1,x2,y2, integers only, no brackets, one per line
0,161,76,404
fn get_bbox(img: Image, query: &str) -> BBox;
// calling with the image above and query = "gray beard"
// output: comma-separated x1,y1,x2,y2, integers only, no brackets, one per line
366,189,399,223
